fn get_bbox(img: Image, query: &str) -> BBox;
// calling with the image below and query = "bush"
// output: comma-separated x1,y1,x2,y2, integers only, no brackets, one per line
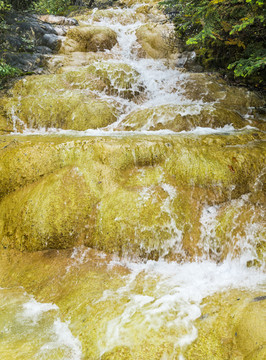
32,0,85,15
160,0,266,88
33,0,71,15
1,0,35,11
0,60,22,87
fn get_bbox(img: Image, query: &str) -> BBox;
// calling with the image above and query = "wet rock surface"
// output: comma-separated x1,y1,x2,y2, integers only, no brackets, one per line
0,133,265,259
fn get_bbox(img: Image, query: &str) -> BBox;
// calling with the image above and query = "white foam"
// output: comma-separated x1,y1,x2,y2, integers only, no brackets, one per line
97,258,266,356
21,298,58,325
39,318,82,360
11,124,253,137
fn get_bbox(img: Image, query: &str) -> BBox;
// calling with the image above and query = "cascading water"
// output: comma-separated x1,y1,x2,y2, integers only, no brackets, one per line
0,0,265,359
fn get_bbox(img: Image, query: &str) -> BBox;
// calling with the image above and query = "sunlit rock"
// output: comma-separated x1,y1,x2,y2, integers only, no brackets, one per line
38,14,78,26
60,26,118,53
136,24,179,59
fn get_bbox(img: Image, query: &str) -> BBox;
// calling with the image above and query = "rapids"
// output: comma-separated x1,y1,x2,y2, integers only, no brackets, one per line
0,0,265,359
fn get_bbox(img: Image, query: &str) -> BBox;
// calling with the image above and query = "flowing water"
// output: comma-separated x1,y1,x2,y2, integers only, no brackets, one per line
0,0,265,359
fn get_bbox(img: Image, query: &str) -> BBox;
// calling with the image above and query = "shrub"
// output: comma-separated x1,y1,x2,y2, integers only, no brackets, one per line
0,60,22,87
160,0,266,88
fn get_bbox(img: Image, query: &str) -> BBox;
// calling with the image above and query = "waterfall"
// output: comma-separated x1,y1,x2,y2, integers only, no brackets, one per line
0,0,265,359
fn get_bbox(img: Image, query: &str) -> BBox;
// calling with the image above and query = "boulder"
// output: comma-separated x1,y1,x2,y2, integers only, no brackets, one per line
41,33,62,51
136,23,179,59
60,26,117,53
0,12,59,73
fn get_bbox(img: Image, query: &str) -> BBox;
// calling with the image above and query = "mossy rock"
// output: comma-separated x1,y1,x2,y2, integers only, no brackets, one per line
9,72,107,97
136,23,178,59
0,133,265,254
57,61,144,99
61,26,117,53
0,132,265,200
234,299,266,359
116,104,253,131
93,182,204,259
45,52,113,72
7,61,143,101
101,346,134,359
2,92,119,131
84,61,144,99
184,290,266,360
0,166,97,251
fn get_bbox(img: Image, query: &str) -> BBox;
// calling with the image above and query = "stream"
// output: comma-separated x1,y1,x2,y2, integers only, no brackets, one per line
0,0,265,359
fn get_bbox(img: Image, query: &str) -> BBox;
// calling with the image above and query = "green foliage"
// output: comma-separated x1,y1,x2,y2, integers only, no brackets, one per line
160,0,266,87
0,60,22,87
228,55,266,78
0,1,11,11
32,0,79,15
1,0,36,11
